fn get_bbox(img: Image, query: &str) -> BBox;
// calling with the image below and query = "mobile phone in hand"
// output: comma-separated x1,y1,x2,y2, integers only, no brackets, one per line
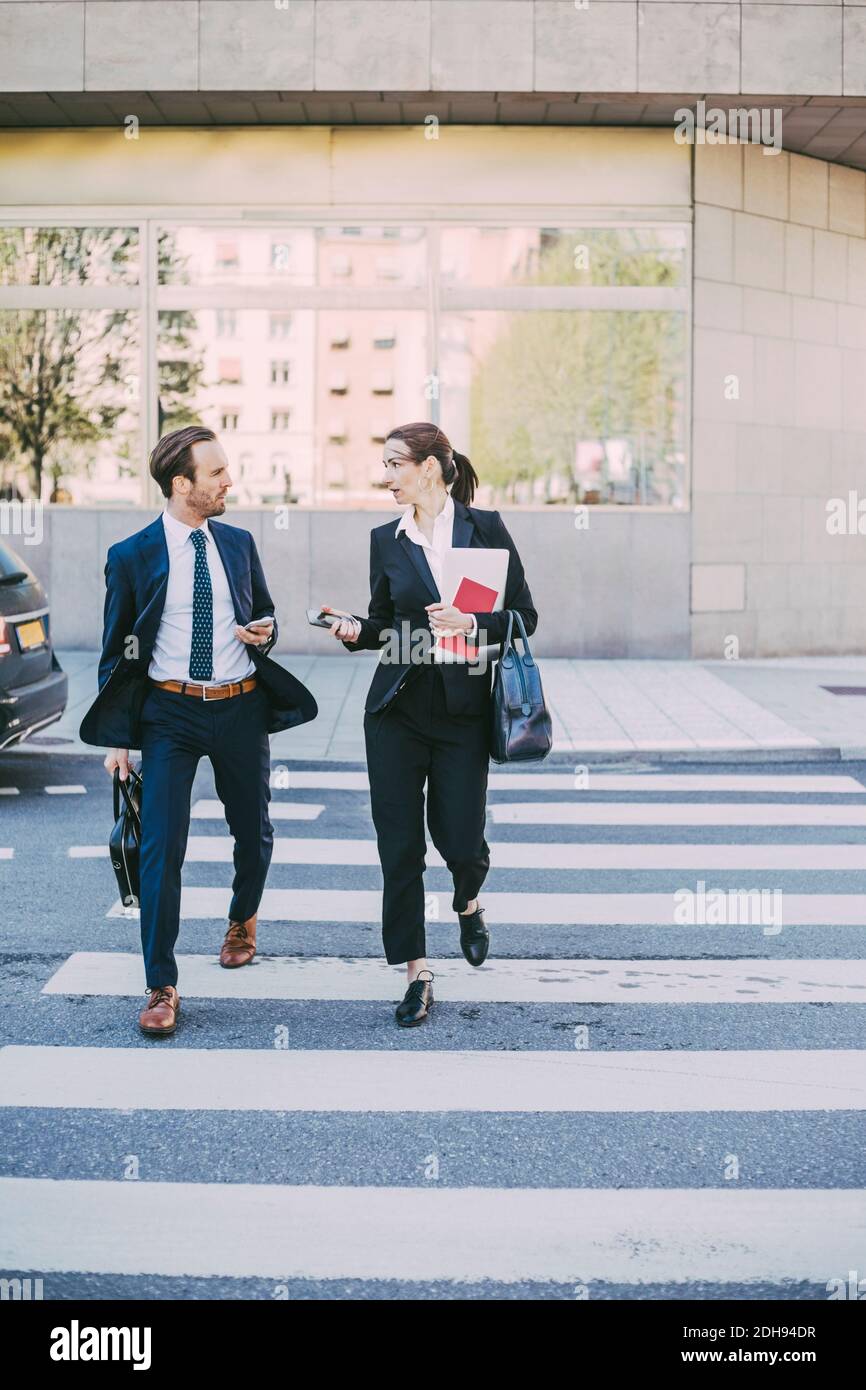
306,608,339,629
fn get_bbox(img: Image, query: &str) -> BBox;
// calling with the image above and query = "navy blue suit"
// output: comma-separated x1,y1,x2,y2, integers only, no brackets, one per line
80,516,318,988
80,515,317,750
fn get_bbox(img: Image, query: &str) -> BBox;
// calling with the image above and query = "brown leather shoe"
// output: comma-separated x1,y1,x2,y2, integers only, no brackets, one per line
139,985,180,1036
219,914,257,968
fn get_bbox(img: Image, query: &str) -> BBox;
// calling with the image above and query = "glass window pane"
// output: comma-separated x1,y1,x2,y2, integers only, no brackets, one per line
0,309,141,502
439,309,686,507
158,225,426,288
0,227,139,286
440,226,686,288
158,306,427,505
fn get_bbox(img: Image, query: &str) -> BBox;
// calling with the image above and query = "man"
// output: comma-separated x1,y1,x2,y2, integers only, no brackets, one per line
80,426,317,1036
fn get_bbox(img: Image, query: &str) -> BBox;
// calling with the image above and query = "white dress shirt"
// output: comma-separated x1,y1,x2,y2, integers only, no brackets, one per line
148,510,255,686
394,491,478,638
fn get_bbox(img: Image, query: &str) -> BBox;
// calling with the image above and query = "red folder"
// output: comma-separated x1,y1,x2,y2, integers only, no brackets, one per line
438,575,498,659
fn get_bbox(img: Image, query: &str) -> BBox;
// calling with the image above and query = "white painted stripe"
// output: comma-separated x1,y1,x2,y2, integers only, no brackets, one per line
77,836,866,870
490,802,866,826
43,952,866,1004
0,848,12,860
44,784,86,795
0,787,18,796
191,799,323,821
2,1046,864,1112
2,1178,863,1283
106,887,866,926
275,770,866,795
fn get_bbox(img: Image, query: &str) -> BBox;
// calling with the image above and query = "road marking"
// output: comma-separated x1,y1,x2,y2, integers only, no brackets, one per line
191,800,324,820
44,785,86,795
105,887,866,925
0,848,12,860
2,1046,865,1113
1,1178,863,1283
270,771,866,795
0,787,19,796
69,837,866,870
43,952,866,1004
490,802,866,826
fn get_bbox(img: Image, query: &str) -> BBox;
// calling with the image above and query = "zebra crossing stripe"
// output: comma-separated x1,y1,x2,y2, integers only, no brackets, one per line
2,1175,862,1283
42,952,866,1004
71,837,866,869
490,803,866,826
192,800,323,820
267,771,866,794
2,1045,865,1112
105,887,866,925
1,1176,863,1283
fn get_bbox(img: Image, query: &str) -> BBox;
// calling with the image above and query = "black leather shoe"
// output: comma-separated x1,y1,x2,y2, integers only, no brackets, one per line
395,970,434,1027
459,905,489,966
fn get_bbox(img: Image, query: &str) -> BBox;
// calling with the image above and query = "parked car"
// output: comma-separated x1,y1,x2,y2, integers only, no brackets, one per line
0,538,67,749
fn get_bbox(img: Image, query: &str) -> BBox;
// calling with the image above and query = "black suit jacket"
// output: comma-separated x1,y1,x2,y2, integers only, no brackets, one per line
341,499,538,716
79,515,318,749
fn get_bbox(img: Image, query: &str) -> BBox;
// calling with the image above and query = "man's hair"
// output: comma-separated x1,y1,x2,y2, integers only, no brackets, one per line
149,426,216,499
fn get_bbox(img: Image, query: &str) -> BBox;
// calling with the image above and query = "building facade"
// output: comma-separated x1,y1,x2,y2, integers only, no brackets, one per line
1,0,865,658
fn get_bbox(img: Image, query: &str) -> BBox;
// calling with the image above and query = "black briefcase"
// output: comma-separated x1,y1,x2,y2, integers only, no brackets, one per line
489,610,553,764
109,766,142,907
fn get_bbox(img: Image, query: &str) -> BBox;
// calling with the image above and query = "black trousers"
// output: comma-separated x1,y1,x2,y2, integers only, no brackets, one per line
138,681,273,988
364,663,490,964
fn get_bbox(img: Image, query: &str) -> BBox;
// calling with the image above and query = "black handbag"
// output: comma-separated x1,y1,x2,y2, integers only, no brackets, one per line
489,610,553,763
109,766,142,907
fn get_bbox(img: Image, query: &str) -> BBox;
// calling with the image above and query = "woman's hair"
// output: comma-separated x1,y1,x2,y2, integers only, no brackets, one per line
385,422,479,505
149,425,216,499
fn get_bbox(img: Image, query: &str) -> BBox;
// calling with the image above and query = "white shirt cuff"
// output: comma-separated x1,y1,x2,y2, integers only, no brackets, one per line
467,613,478,639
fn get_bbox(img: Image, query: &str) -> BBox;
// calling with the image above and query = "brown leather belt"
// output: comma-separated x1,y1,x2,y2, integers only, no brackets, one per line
149,676,257,701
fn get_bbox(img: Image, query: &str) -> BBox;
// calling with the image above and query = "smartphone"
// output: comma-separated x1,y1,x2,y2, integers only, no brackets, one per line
306,607,339,629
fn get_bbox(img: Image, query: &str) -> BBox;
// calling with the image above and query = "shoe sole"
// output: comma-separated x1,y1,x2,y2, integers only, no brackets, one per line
219,956,255,969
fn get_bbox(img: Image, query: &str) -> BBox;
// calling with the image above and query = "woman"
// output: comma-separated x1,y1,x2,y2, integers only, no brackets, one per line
321,423,538,1027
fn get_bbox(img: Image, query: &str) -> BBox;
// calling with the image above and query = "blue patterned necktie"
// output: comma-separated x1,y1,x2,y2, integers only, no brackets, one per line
189,528,213,680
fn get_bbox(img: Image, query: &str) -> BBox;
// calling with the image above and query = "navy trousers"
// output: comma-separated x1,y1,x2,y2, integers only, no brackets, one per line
138,680,273,988
364,663,490,965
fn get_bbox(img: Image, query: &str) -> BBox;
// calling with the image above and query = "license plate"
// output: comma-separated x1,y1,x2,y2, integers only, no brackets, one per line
16,618,46,650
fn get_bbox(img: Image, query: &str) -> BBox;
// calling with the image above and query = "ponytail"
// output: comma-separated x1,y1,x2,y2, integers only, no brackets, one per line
449,449,479,505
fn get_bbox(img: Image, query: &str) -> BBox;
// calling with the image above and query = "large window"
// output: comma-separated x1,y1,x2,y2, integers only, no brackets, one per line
0,221,689,508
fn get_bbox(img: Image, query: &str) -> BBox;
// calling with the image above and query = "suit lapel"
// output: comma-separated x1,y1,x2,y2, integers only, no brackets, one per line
398,530,440,603
451,498,475,550
395,497,477,605
132,518,170,645
208,519,243,623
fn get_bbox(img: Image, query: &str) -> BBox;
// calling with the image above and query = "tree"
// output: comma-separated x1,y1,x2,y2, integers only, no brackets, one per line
466,229,685,505
0,227,204,499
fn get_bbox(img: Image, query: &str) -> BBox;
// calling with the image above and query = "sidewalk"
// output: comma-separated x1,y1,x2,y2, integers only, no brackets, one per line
10,651,866,763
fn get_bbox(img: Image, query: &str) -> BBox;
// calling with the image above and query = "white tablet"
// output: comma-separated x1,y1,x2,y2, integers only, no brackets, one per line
434,547,510,664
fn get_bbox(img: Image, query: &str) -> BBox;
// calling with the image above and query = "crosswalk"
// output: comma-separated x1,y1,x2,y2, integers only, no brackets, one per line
3,762,866,1296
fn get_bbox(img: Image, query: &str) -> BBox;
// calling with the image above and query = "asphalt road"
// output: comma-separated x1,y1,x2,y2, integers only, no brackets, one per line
1,750,865,1301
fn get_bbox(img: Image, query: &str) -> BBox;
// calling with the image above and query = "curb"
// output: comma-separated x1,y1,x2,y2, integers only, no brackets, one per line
3,740,853,766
